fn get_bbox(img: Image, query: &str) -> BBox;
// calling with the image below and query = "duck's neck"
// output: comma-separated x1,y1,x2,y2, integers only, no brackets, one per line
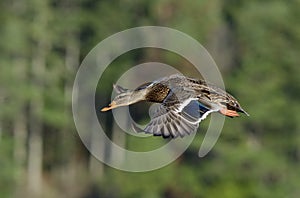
128,90,148,104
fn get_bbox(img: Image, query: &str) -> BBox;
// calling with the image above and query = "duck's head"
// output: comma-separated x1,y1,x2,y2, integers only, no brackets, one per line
101,89,147,112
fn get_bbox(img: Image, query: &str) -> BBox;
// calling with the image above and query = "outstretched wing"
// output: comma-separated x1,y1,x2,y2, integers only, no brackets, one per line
133,99,216,138
113,84,129,94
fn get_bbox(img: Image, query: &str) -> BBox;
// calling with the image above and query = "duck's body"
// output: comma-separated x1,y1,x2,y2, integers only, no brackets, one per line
101,74,248,138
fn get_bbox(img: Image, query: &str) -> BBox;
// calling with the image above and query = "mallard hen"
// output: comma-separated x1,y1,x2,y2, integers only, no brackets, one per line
101,74,249,138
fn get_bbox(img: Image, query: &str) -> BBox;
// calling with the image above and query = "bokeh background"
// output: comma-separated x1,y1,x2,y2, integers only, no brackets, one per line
1,0,300,197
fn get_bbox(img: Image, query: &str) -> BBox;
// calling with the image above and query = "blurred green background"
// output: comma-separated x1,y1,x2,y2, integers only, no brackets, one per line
1,0,300,197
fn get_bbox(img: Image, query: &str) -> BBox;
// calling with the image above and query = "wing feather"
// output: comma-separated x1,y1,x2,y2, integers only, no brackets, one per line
139,99,216,138
132,83,218,138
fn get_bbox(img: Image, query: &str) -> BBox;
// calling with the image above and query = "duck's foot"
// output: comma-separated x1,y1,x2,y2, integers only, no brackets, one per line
220,108,240,117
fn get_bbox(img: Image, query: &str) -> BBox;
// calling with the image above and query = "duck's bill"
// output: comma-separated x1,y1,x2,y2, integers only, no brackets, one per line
220,109,240,117
101,101,117,112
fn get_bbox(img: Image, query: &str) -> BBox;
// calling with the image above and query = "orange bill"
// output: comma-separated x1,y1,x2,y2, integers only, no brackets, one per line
220,108,240,117
101,101,117,112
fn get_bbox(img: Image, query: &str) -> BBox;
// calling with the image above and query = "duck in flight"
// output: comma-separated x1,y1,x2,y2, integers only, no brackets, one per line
101,74,249,138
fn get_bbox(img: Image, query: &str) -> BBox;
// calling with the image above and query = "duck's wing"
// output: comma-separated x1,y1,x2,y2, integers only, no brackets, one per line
133,98,217,138
113,84,129,94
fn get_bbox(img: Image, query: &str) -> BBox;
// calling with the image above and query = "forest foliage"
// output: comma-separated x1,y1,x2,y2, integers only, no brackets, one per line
1,0,300,197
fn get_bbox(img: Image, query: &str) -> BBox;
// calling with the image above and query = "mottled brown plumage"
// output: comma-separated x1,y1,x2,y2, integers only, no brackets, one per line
145,83,170,103
101,74,249,138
